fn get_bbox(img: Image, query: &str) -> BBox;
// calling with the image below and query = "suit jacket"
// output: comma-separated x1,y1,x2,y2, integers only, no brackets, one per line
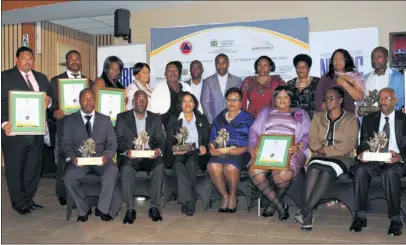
165,112,210,153
1,66,50,146
200,73,242,124
61,111,117,163
357,110,406,161
115,110,165,156
48,72,92,147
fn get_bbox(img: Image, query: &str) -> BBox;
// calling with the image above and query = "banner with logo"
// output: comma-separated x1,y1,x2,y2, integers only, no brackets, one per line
97,44,147,88
150,18,310,88
309,27,379,77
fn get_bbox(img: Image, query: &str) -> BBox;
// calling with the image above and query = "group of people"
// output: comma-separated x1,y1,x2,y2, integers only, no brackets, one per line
1,45,405,237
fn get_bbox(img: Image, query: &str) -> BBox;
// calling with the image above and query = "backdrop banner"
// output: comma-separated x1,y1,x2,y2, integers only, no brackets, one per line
150,17,310,88
97,44,147,88
309,27,379,77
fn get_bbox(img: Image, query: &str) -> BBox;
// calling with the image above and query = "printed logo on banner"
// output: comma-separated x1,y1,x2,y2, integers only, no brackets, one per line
252,39,274,51
210,39,218,47
120,63,135,87
180,41,192,55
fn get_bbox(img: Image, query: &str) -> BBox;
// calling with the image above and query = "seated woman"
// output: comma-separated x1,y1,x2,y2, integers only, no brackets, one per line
286,54,320,119
248,86,311,220
165,92,210,216
295,87,359,231
314,49,365,114
207,87,254,213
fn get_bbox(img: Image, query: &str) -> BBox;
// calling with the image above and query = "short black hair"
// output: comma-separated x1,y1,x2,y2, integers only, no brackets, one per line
100,56,124,82
225,87,243,101
372,46,389,58
189,60,203,71
133,89,148,101
215,53,229,63
326,86,345,108
327,49,356,78
166,61,181,73
254,55,275,73
133,62,150,76
274,85,293,101
65,50,81,61
293,54,312,68
179,91,201,115
16,46,34,57
79,88,95,100
172,61,183,79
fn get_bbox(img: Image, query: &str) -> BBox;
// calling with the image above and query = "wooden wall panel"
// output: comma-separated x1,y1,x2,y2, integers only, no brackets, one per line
2,22,113,81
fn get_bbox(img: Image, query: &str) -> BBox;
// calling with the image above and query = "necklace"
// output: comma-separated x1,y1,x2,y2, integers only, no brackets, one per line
226,110,241,122
297,76,311,88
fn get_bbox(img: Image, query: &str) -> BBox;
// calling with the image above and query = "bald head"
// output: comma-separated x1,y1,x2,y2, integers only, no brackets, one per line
378,87,398,115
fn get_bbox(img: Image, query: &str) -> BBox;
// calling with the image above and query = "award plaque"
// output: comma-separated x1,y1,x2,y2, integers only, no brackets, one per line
130,131,155,158
362,132,392,162
210,128,236,154
173,127,194,152
77,138,102,166
358,90,379,116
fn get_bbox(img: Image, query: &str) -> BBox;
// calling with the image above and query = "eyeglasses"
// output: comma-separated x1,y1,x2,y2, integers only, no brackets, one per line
226,98,240,103
379,96,394,102
323,96,341,102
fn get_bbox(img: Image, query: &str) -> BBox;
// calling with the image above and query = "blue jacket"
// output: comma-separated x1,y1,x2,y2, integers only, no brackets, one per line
364,68,405,110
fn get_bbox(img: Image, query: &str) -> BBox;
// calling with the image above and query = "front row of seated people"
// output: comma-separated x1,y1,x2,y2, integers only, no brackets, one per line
62,86,406,236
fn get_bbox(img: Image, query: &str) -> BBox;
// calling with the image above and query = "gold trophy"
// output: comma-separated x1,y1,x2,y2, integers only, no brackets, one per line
130,131,155,158
362,132,391,162
210,128,236,154
173,127,195,152
358,90,379,116
77,138,103,166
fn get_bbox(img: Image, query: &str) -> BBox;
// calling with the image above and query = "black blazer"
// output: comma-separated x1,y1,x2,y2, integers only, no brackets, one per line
115,110,165,156
1,66,50,146
165,112,210,154
357,110,406,161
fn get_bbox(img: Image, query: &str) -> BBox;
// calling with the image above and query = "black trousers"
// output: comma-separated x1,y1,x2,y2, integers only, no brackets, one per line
55,119,66,198
173,151,199,205
120,156,165,210
41,144,56,175
352,161,406,218
2,135,43,208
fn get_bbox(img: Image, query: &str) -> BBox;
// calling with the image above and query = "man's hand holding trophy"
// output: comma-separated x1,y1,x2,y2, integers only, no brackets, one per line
360,131,392,163
76,138,104,166
128,131,156,159
209,128,237,156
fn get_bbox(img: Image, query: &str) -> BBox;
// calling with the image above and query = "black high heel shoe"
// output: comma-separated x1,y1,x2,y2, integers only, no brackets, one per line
218,198,229,213
261,204,275,217
278,202,289,221
228,199,239,213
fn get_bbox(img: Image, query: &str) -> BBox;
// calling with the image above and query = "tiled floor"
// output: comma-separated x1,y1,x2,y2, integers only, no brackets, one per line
2,176,406,244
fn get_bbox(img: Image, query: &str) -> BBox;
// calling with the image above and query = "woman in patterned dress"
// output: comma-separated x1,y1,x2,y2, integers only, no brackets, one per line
241,56,285,118
248,85,311,220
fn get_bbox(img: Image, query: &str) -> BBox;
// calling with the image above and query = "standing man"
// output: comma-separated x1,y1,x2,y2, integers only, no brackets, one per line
116,90,165,224
201,53,242,124
62,89,118,222
184,60,204,113
48,50,91,206
351,88,406,236
364,46,404,110
1,46,52,214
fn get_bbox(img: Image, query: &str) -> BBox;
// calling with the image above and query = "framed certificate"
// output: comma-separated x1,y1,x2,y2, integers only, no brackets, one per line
9,91,46,135
95,88,125,126
251,134,295,170
58,78,89,114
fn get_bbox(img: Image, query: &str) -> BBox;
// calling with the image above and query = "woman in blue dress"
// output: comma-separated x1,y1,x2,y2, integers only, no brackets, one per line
207,87,255,213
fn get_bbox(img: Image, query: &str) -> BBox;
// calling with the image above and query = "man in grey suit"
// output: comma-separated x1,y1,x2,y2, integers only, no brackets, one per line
62,88,118,222
201,53,242,124
115,90,165,224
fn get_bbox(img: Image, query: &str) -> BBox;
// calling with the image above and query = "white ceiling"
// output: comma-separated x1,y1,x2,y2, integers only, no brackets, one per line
2,1,199,35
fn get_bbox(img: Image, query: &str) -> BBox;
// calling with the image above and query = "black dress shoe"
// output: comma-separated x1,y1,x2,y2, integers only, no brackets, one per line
77,208,92,222
278,202,289,221
181,205,187,214
29,202,44,210
262,204,275,217
388,221,403,236
123,209,136,224
58,196,67,206
13,206,31,215
95,208,113,221
185,202,196,216
349,217,367,232
149,207,163,222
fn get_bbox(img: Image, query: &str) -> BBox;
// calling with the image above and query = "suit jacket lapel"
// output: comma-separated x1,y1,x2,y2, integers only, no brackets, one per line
92,113,101,137
225,74,233,92
394,111,404,150
127,111,138,138
13,67,32,91
373,112,381,134
74,112,88,137
195,116,203,146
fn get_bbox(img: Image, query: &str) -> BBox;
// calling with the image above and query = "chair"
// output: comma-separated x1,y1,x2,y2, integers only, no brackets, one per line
66,173,124,220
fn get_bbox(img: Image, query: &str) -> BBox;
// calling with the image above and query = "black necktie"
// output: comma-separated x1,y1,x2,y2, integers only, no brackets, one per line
25,74,35,91
72,73,79,78
382,116,390,152
85,115,92,137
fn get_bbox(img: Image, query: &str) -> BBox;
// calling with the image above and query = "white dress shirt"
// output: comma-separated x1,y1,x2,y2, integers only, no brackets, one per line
378,111,400,153
365,68,392,95
67,70,82,79
217,73,228,96
80,110,95,132
179,112,199,148
190,79,203,113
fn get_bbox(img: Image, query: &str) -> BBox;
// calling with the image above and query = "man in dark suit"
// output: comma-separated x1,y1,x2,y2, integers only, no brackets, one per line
1,46,52,215
48,50,92,206
115,90,165,224
61,88,118,222
350,87,406,236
